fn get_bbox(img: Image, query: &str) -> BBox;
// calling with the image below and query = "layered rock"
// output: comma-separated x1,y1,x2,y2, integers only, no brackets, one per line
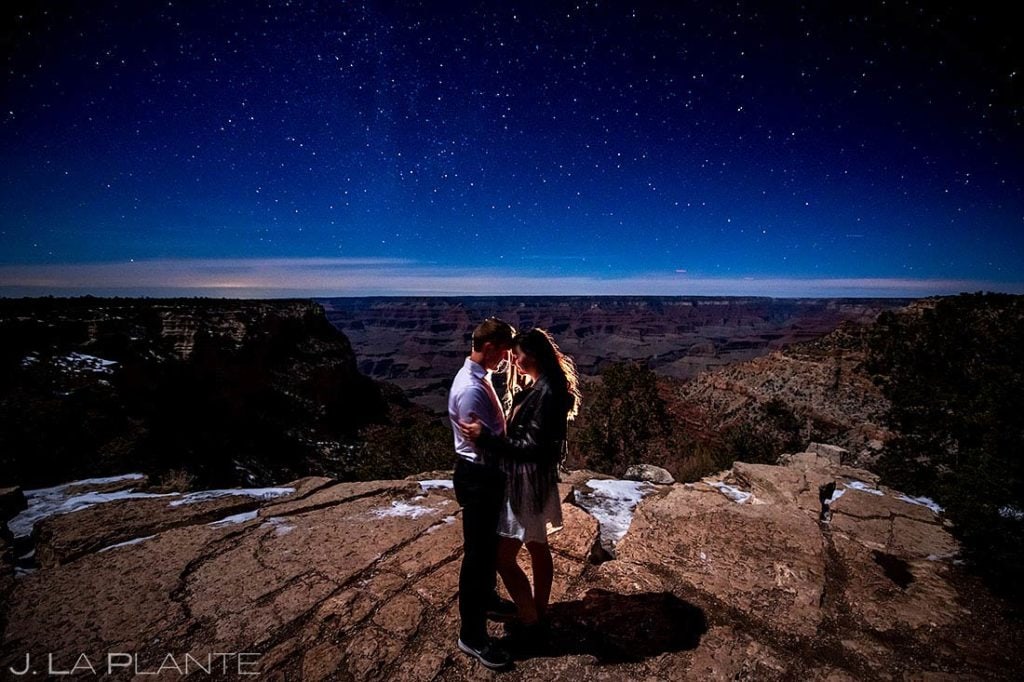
1,455,1018,680
320,297,907,412
0,298,406,490
0,475,601,681
669,322,893,464
599,449,1018,678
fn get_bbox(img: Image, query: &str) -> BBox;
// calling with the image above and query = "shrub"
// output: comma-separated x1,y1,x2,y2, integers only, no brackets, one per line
572,362,668,476
866,293,1024,603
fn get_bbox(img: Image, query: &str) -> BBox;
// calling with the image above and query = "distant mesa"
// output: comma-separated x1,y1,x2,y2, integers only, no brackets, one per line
318,296,910,413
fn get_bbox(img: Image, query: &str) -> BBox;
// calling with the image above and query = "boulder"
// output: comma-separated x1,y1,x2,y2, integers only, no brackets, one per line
616,482,828,638
623,463,676,485
806,442,849,465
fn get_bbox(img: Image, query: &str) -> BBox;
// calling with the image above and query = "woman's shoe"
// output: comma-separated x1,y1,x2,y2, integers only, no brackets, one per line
504,617,550,652
485,596,519,622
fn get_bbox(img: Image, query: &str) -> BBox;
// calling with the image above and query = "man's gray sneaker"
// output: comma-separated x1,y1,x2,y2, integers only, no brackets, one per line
457,637,511,669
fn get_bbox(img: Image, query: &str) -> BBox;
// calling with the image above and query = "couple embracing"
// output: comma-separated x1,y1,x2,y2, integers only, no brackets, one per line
447,318,581,669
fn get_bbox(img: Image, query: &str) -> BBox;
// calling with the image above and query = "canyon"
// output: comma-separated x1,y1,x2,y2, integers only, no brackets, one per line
319,296,909,413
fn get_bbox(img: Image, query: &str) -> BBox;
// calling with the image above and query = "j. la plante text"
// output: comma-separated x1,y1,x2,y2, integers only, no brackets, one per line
8,651,261,676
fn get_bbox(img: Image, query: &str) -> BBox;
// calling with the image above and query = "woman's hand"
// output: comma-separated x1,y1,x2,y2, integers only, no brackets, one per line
458,415,484,442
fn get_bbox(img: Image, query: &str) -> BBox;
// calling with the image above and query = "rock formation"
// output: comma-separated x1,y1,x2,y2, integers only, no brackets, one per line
0,298,431,490
624,463,676,485
320,296,908,413
2,448,1018,679
668,321,892,464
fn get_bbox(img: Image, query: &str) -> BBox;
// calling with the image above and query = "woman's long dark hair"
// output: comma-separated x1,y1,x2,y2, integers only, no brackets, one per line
514,328,581,420
506,328,581,516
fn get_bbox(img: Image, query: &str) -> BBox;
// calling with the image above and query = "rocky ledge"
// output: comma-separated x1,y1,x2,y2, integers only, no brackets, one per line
1,448,1019,680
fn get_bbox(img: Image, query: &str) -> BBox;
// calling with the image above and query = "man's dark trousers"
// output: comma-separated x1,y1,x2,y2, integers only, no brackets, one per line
453,457,505,644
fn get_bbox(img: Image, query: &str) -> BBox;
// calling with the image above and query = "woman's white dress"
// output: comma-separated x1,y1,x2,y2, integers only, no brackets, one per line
497,461,563,543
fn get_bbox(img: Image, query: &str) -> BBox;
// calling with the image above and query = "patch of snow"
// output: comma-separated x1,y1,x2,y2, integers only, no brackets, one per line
21,354,39,367
168,487,295,507
419,479,454,491
98,535,158,552
845,480,884,496
208,510,259,526
261,516,296,536
8,475,175,539
897,494,943,514
926,552,958,562
575,479,655,553
14,567,36,578
999,505,1024,521
707,481,752,504
827,488,846,504
56,352,119,374
424,515,458,534
372,500,435,519
33,473,146,493
17,549,35,561
699,551,707,561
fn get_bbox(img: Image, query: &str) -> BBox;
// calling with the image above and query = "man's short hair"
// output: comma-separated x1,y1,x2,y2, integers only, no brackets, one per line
472,317,515,351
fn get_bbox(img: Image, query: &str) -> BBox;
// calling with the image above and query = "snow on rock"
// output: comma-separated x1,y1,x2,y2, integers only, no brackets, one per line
706,481,753,504
574,479,655,553
17,351,116,372
208,510,260,527
49,352,119,374
8,475,174,539
419,479,454,491
424,515,458,534
837,481,943,515
844,480,884,496
168,487,295,507
371,500,436,519
98,535,158,552
261,517,296,536
896,494,943,514
1000,505,1024,521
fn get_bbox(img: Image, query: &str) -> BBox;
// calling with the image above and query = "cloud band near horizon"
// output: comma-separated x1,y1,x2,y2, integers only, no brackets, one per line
1,258,1021,299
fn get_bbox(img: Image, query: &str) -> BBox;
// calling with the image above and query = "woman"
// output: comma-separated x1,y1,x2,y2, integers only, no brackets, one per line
459,328,581,629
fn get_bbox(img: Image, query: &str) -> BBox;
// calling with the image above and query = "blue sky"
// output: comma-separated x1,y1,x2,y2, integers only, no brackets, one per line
1,1,1022,297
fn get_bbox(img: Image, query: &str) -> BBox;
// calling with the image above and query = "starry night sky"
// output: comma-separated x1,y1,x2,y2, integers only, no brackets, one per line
1,1,1022,296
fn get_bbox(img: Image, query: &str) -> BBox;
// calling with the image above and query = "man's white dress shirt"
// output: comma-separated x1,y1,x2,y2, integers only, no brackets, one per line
448,357,506,462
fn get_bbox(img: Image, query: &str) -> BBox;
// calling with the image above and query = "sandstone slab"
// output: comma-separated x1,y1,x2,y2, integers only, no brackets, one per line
616,483,827,638
30,476,333,567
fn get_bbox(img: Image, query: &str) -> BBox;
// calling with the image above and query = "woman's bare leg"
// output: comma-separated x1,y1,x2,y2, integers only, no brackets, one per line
496,537,538,623
526,541,554,619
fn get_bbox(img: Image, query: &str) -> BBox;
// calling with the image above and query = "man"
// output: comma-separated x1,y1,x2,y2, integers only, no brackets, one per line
448,317,517,669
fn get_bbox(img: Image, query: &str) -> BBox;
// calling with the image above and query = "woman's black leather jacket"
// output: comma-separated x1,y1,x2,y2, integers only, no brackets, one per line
477,374,569,463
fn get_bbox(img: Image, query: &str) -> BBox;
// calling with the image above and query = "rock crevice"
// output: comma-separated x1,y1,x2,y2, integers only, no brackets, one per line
2,456,1020,680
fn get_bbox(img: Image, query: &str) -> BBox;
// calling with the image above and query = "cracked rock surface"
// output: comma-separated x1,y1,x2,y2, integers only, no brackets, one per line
2,453,1020,680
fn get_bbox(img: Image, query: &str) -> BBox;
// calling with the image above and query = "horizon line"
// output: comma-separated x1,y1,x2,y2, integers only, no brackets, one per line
1,258,1021,298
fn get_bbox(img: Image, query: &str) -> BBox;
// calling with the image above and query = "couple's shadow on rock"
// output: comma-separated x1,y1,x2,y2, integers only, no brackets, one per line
505,589,707,664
